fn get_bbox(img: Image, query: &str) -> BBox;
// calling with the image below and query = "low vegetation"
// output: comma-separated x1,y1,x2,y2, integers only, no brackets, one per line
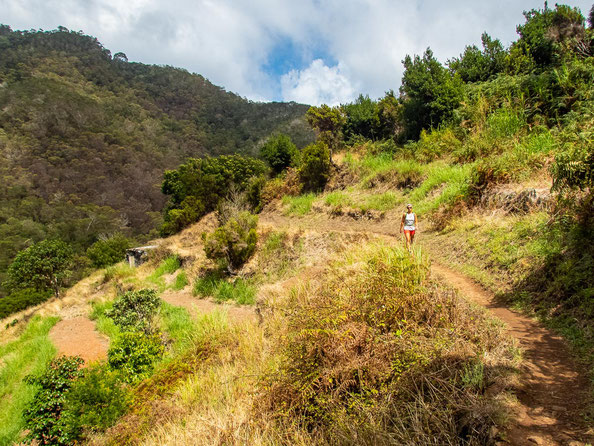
258,243,518,444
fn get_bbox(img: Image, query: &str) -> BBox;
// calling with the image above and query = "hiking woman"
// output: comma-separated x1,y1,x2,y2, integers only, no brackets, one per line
400,203,417,251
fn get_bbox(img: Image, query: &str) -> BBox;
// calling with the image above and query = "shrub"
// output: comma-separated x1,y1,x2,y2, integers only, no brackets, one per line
299,142,332,192
260,244,517,443
62,365,130,439
105,289,161,334
260,169,302,204
0,288,52,319
260,134,299,175
23,356,84,446
7,239,73,299
203,211,258,272
246,175,268,213
107,331,164,383
86,234,131,268
160,196,205,236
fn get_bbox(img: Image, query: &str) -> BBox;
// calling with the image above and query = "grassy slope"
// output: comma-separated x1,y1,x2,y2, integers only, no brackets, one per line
278,87,594,379
0,316,58,445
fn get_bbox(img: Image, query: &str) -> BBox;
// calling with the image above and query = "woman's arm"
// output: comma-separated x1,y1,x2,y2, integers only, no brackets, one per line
400,214,405,233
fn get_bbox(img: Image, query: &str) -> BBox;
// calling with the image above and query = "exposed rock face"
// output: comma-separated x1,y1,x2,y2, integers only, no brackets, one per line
481,188,552,214
125,245,158,267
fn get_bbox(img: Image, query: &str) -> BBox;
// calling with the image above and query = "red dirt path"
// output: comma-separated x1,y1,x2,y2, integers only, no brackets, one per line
49,316,109,364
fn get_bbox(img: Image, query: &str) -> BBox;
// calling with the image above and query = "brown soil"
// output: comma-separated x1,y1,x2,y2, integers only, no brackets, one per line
49,316,109,364
160,288,257,323
260,211,593,446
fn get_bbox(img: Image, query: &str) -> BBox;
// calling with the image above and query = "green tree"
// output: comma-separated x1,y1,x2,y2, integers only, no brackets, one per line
400,48,464,140
7,240,73,298
512,4,587,69
376,90,403,141
449,33,507,82
299,142,332,192
342,94,380,141
305,104,346,161
86,234,131,268
161,155,267,235
260,134,299,175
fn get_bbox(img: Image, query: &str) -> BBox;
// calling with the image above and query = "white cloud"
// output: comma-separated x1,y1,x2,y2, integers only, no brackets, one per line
281,59,357,106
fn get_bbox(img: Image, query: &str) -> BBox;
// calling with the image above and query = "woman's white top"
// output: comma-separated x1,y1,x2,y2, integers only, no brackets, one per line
404,212,416,230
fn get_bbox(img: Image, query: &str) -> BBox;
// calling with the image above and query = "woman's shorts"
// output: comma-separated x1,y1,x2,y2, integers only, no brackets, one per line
404,229,416,236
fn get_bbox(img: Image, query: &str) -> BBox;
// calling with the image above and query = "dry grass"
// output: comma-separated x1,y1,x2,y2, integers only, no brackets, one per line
256,242,519,445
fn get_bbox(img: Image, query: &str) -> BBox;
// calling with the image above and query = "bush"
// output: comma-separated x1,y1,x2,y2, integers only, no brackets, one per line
260,169,302,204
7,239,73,299
160,196,205,236
107,331,164,383
105,289,161,334
86,234,131,268
260,244,517,443
0,288,52,319
260,134,299,175
23,356,84,446
246,175,268,213
203,211,258,272
62,365,130,439
299,142,332,192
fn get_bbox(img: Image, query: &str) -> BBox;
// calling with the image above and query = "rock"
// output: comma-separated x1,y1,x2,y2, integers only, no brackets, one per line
481,187,552,214
125,245,158,267
527,436,544,445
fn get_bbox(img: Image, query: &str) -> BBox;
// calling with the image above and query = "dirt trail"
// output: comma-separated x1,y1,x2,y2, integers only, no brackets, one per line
260,212,592,446
161,288,257,323
49,316,109,364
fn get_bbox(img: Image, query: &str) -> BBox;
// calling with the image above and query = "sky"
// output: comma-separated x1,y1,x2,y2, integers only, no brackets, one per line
1,0,592,105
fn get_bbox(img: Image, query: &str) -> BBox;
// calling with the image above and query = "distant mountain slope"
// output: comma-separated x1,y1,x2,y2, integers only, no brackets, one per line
0,25,313,294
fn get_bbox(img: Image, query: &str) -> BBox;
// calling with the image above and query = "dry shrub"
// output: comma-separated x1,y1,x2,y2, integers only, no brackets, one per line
258,244,517,445
261,168,302,204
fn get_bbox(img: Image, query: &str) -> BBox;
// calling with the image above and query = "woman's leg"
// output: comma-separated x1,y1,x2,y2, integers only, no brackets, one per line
404,230,411,250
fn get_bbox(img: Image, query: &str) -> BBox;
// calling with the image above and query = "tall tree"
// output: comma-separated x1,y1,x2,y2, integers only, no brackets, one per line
305,104,346,162
449,33,506,83
400,48,464,140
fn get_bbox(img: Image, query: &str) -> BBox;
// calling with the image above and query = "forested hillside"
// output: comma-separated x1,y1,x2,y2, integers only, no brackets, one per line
0,25,313,297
